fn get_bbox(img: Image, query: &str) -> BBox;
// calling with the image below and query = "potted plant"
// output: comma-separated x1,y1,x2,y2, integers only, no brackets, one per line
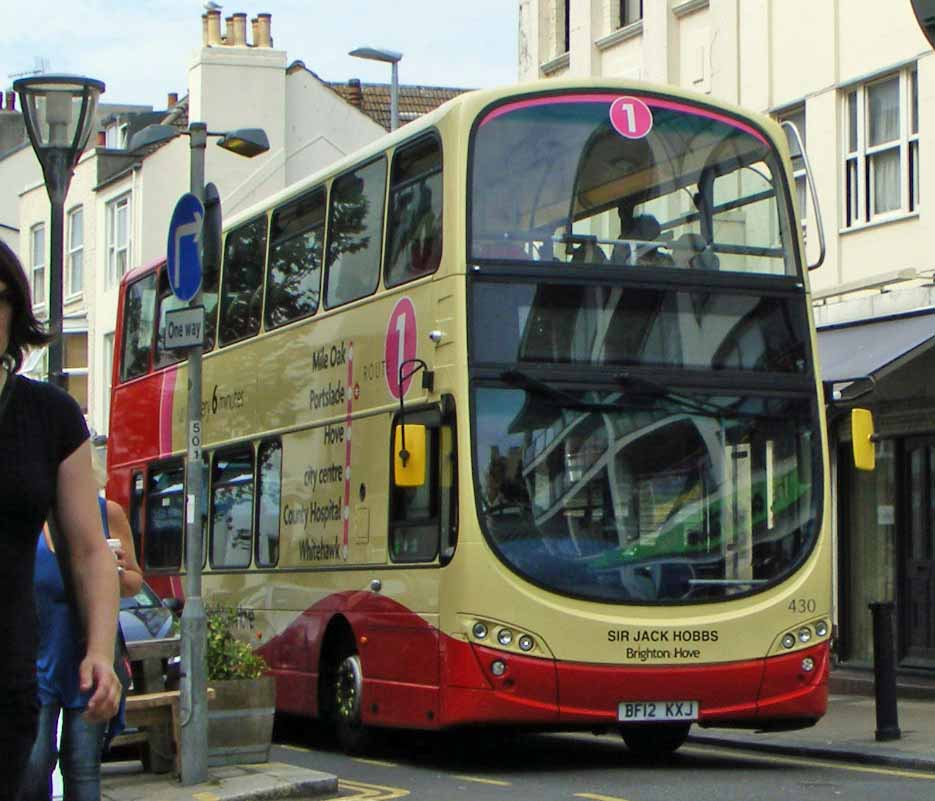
206,606,276,766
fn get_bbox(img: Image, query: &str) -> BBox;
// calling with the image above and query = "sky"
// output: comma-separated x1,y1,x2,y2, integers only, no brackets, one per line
0,1,520,109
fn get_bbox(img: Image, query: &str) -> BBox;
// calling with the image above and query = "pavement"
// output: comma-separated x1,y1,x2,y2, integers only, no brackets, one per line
100,673,935,800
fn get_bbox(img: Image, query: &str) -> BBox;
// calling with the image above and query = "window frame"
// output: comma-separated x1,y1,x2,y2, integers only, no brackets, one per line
323,155,388,310
844,66,919,228
619,0,643,28
119,271,157,382
106,193,131,289
66,205,84,299
30,222,46,310
384,133,444,289
264,187,325,331
218,215,269,347
209,443,256,570
144,457,186,571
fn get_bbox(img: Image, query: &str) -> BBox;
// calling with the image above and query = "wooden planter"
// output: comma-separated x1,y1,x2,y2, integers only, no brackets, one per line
207,675,276,766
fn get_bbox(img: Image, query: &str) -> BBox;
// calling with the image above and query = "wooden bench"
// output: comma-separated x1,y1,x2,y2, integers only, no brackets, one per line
112,637,181,774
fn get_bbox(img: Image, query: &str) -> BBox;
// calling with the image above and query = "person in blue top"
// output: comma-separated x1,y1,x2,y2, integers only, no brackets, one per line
19,488,142,801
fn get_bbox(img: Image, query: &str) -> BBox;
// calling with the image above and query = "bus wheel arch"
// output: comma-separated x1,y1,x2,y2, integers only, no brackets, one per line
318,615,372,753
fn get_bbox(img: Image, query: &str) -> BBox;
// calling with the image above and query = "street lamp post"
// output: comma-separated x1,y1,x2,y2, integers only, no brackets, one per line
14,75,104,387
349,46,403,131
128,121,269,785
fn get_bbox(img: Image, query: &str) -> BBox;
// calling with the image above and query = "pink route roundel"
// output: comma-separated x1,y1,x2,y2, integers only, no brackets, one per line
385,297,417,399
609,96,653,139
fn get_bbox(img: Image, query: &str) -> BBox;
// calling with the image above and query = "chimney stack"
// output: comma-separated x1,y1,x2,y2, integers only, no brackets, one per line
251,17,259,46
96,130,106,147
232,13,247,46
223,15,234,44
4,91,15,111
255,13,272,47
206,9,222,45
202,13,209,46
167,92,178,108
347,78,363,109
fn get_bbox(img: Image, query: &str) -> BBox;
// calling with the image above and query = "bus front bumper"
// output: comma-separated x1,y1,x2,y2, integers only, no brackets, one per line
440,638,829,730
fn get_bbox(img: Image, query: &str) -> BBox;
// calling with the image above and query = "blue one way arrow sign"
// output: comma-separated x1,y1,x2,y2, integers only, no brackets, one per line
166,192,205,302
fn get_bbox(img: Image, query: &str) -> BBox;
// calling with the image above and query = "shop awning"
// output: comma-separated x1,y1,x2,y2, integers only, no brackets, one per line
817,311,935,384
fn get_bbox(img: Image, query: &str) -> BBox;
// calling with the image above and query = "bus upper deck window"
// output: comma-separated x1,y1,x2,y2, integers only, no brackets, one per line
385,136,443,288
120,272,157,382
219,217,268,346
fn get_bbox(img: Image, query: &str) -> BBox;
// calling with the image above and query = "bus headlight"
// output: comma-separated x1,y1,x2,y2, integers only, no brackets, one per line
518,635,534,652
801,657,815,672
815,620,829,638
782,633,796,649
491,660,507,676
472,622,488,640
497,628,513,646
798,627,812,643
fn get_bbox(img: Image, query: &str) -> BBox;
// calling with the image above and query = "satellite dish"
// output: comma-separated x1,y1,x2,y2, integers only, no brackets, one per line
910,0,935,48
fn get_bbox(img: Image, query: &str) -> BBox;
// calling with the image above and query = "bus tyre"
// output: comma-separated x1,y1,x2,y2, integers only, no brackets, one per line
333,652,371,754
619,722,690,757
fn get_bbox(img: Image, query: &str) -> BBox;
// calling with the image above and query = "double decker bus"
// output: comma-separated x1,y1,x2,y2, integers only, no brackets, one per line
108,78,840,755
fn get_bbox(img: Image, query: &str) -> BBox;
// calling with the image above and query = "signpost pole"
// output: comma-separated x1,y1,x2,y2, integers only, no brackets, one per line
180,121,208,785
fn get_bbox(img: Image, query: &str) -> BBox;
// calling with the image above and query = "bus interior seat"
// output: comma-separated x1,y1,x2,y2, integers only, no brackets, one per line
672,232,719,271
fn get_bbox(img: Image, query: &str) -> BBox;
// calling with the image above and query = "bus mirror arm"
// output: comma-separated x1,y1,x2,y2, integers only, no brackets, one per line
397,358,433,466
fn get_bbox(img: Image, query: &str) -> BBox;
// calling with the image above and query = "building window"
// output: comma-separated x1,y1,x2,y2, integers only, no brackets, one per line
844,67,918,227
66,206,84,297
105,121,129,149
563,0,571,53
619,0,643,27
30,223,45,308
63,331,88,412
777,106,807,229
106,193,131,288
102,332,114,432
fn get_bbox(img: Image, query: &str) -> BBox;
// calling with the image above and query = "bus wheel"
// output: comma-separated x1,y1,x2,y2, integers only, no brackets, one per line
619,722,690,757
333,652,371,753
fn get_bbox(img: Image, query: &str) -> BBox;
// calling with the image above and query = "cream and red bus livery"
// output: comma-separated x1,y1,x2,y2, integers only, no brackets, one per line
108,78,836,755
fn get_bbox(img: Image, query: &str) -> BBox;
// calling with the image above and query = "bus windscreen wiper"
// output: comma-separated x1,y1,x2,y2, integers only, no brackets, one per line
615,372,736,418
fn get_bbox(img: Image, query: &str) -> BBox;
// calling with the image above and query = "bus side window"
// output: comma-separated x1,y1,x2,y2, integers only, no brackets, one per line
153,267,187,370
210,444,255,569
389,411,458,564
385,135,443,288
256,439,282,567
219,217,268,346
324,157,387,308
265,188,324,330
145,460,185,570
120,272,157,381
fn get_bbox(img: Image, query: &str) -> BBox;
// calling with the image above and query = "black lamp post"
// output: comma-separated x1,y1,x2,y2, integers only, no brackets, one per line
14,74,104,388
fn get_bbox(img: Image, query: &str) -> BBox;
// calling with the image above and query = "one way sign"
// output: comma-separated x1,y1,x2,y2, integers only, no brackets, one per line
164,306,205,350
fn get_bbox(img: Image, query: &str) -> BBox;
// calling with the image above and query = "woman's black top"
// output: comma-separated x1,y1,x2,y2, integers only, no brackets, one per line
0,376,89,692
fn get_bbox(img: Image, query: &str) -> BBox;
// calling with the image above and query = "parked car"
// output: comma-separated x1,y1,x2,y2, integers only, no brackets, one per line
120,580,178,642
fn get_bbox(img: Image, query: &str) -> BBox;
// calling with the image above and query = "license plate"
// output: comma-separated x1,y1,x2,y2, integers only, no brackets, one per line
617,700,698,722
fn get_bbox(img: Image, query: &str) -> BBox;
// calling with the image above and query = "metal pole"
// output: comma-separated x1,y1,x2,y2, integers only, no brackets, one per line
180,121,209,785
41,148,71,389
869,601,901,741
390,60,399,131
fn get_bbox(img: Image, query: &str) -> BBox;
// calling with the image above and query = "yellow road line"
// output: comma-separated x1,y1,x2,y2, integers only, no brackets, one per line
683,744,935,780
338,778,411,799
353,757,400,768
575,793,632,801
452,774,512,786
192,793,220,801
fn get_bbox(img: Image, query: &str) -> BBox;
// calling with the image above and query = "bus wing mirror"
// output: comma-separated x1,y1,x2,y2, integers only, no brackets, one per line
851,408,876,471
395,424,427,487
780,120,825,271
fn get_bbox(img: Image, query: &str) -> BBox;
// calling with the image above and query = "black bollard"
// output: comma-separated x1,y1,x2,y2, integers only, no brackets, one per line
868,601,901,741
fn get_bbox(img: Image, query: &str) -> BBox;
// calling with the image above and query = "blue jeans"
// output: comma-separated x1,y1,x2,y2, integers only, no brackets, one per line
18,701,106,801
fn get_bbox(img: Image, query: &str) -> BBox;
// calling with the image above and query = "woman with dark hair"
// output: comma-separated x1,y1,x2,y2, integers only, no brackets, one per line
0,240,121,800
